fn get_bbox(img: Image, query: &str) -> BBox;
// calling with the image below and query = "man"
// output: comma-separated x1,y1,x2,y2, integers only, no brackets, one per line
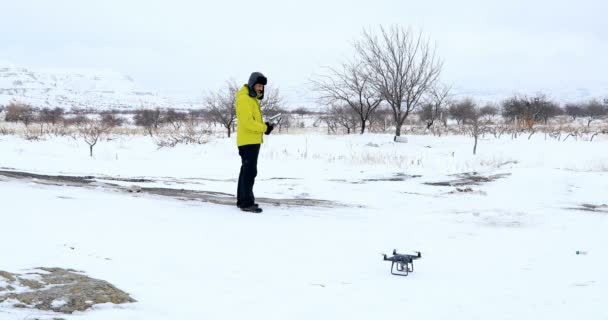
235,72,274,213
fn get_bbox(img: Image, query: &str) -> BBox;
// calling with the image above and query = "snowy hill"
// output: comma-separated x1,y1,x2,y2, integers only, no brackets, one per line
0,66,198,111
453,85,608,105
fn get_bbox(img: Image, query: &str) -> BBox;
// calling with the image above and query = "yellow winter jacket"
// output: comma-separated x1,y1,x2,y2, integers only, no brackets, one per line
235,85,268,146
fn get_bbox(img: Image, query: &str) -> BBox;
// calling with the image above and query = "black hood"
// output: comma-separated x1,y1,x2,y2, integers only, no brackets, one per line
247,72,267,100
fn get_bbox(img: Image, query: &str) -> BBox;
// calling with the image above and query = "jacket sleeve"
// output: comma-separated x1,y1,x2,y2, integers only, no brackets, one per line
236,95,268,133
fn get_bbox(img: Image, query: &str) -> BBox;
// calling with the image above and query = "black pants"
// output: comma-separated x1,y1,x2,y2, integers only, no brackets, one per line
237,144,260,208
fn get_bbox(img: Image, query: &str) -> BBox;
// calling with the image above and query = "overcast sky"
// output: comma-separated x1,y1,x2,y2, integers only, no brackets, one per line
1,0,607,105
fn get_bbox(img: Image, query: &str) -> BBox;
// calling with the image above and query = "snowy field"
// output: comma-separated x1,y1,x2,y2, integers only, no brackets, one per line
1,132,607,319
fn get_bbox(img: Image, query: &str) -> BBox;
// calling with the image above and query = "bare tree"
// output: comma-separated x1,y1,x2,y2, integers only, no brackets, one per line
418,83,451,129
259,87,286,117
317,113,339,134
469,109,483,155
206,80,239,137
565,103,584,120
77,118,113,157
162,108,188,130
355,25,443,137
501,94,557,129
501,95,527,126
292,107,312,117
535,97,562,125
582,99,608,127
327,104,360,134
479,104,499,122
101,111,125,128
367,105,392,133
465,102,490,155
418,103,437,128
311,60,382,133
4,102,35,127
32,107,65,136
64,115,88,128
134,108,162,136
449,98,476,125
38,107,65,126
501,95,533,128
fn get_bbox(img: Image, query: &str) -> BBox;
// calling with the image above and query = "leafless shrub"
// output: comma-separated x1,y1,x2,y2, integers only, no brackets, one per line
4,102,36,127
152,113,212,148
134,108,162,136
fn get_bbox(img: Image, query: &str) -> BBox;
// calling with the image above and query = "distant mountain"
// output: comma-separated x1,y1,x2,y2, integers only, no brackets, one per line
452,85,608,105
1,65,606,112
0,66,199,111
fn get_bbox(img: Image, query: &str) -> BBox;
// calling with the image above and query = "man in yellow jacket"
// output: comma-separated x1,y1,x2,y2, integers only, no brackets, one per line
235,72,274,213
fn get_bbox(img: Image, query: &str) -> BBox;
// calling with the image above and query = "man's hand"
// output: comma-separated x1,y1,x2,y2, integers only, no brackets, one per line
265,122,274,135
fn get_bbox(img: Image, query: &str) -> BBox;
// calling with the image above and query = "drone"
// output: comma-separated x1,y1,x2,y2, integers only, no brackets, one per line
382,249,422,276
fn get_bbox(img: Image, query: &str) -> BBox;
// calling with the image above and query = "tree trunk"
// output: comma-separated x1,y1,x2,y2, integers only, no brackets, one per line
473,135,478,155
89,145,94,157
395,118,405,137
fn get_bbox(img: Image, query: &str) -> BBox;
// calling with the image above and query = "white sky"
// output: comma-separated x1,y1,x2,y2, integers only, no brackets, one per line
1,0,607,105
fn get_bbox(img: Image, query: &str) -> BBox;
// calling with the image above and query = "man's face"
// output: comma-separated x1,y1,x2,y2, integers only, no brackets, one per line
254,83,264,94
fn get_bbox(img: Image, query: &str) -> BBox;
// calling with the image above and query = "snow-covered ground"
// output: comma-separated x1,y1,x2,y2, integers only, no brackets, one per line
1,132,607,319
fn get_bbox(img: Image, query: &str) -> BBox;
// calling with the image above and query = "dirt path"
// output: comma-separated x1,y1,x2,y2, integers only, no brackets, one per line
0,169,344,209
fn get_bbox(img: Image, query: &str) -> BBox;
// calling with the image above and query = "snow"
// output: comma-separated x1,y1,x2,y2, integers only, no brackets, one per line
0,272,48,295
1,132,607,319
51,299,67,308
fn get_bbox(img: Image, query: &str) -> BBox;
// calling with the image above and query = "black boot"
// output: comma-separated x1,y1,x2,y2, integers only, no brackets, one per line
237,203,259,209
240,205,263,213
